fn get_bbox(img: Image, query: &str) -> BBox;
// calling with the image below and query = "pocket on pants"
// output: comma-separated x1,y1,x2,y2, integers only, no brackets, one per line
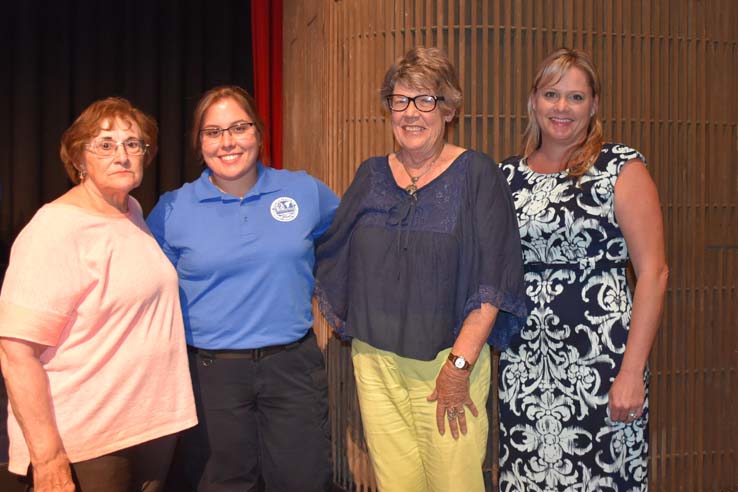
308,356,331,441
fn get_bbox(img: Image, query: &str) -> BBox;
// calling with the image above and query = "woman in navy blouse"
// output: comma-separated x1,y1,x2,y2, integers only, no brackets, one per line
315,47,528,492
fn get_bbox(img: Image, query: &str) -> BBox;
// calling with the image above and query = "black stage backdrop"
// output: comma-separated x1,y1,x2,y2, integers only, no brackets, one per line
0,0,253,468
0,0,254,274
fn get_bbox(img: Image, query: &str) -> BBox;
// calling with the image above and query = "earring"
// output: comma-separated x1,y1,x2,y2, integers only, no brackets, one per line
78,169,87,181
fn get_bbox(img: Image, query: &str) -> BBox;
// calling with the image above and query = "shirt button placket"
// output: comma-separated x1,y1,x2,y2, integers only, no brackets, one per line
239,200,251,236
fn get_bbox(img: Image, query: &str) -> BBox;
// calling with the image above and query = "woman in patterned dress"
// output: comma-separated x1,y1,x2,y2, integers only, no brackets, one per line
497,48,669,491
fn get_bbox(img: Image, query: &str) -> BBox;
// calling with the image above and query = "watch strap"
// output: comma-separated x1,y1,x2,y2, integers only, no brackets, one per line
447,352,473,371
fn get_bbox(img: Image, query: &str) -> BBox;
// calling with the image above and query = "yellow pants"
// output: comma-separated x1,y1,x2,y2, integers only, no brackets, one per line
351,339,490,492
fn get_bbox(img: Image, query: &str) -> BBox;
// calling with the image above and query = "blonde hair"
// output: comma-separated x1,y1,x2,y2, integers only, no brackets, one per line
191,86,266,164
380,47,462,119
60,97,158,184
523,48,604,178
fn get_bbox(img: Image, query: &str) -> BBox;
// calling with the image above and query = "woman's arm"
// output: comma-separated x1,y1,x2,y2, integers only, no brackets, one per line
427,303,498,439
426,154,526,438
609,159,669,422
451,304,499,369
0,338,75,492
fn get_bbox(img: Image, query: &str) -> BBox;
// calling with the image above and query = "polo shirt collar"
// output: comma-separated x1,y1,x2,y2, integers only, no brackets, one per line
193,162,282,202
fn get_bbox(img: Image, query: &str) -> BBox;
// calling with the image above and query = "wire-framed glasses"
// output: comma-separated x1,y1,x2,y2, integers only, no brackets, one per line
385,94,445,112
200,122,255,141
85,138,149,156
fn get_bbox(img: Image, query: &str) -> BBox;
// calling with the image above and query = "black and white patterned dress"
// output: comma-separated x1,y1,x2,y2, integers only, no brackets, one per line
498,143,649,491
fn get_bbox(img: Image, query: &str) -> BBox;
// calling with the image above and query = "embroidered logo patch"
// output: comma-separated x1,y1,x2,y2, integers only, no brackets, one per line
270,197,299,222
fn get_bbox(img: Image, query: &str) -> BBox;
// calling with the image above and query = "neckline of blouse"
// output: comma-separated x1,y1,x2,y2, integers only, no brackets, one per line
385,149,470,197
521,157,570,176
48,198,135,219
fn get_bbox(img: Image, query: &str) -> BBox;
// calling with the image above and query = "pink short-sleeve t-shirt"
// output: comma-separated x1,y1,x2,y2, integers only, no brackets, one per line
0,198,197,475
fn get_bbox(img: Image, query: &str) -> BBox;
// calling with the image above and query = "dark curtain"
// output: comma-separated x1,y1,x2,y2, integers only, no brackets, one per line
0,0,254,274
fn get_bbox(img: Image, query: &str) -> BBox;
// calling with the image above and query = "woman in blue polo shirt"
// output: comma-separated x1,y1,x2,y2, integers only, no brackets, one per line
147,86,338,492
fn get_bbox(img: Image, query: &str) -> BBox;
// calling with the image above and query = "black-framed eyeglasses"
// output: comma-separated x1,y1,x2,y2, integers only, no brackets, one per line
386,94,445,112
85,138,149,157
200,122,255,141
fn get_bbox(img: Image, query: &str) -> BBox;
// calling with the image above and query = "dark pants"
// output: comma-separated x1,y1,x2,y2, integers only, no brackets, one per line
168,331,332,492
22,434,176,492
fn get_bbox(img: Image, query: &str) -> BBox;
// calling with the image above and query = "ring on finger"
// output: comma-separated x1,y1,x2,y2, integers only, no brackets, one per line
457,408,465,415
447,409,458,420
628,411,637,419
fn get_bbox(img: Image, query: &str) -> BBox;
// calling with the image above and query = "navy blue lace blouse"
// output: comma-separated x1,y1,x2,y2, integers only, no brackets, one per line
315,150,527,360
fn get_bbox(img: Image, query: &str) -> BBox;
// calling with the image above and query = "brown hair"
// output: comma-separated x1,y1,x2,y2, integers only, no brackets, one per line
380,47,463,119
190,86,266,164
523,48,604,178
60,97,158,184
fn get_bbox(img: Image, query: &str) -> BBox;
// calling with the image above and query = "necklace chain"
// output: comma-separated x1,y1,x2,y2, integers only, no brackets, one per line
399,149,443,199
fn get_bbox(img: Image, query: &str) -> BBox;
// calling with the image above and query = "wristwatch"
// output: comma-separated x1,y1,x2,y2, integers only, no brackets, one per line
448,352,473,371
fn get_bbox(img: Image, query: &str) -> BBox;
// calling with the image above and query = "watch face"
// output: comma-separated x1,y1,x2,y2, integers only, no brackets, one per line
454,357,465,368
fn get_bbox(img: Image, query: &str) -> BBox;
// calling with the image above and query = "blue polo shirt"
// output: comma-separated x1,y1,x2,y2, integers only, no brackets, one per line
147,163,339,349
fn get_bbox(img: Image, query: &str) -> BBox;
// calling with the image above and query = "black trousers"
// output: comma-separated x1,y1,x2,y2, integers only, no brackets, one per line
23,434,176,492
168,331,332,492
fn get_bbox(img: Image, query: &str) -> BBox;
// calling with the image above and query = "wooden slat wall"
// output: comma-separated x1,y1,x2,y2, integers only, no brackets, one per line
283,1,738,490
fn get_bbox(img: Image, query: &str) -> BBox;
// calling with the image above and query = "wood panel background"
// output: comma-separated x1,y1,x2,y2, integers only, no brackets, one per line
283,1,738,490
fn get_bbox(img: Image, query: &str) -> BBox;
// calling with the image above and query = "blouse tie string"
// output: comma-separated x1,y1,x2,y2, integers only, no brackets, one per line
387,196,418,275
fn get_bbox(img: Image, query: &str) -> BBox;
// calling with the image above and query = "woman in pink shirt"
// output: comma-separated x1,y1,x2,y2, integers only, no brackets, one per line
0,98,197,492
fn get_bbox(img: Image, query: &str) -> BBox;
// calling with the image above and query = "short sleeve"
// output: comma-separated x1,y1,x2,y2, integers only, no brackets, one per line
465,156,528,350
0,208,90,346
611,144,647,174
311,177,339,240
314,160,372,335
146,193,180,266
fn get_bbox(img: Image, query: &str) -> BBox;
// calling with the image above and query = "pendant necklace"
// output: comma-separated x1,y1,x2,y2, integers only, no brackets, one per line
399,149,442,199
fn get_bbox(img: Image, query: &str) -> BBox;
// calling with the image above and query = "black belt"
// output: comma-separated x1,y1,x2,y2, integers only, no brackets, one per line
187,331,311,361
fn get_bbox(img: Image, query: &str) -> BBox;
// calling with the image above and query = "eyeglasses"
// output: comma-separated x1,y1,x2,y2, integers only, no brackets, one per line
85,138,149,156
386,94,445,112
200,122,255,141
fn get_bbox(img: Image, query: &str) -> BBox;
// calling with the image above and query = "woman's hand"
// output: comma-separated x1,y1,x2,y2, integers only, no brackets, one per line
608,367,645,423
427,362,478,439
32,451,75,492
428,303,498,438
